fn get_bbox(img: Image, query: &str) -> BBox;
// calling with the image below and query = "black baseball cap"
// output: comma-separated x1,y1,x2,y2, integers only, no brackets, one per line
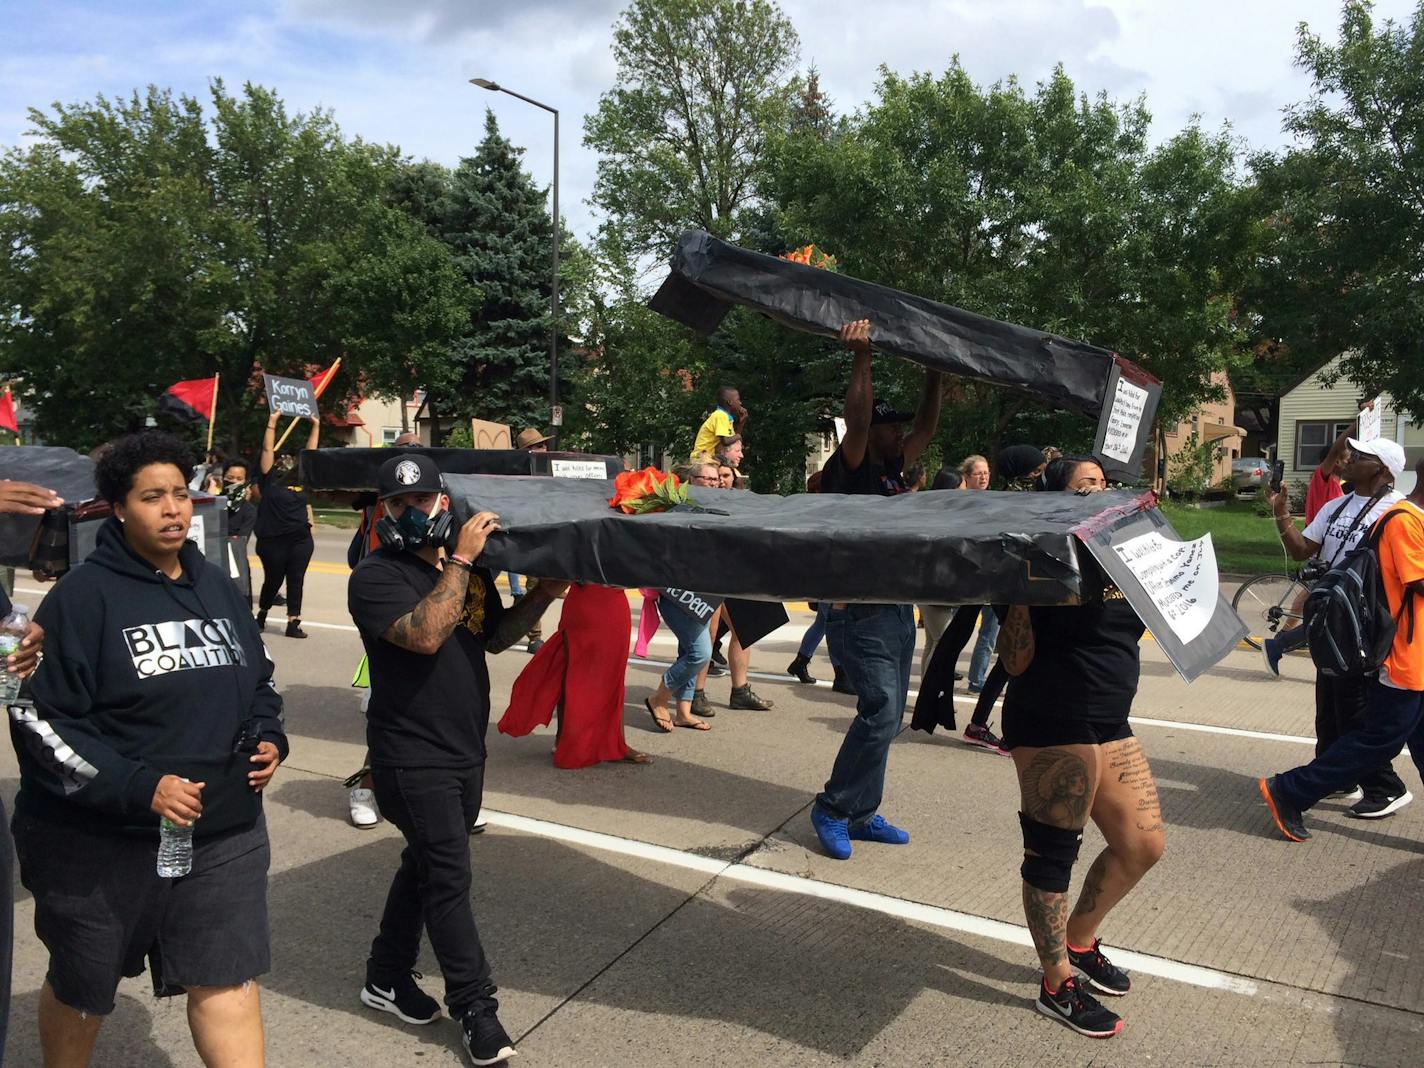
377,453,446,500
870,400,913,425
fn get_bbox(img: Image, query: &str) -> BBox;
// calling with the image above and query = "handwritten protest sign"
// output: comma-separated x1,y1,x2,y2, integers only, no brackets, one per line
1358,398,1382,442
1111,530,1218,644
1101,377,1150,464
263,374,318,419
550,459,610,480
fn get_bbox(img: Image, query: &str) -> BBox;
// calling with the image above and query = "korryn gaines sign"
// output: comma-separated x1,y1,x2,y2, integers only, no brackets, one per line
263,374,318,419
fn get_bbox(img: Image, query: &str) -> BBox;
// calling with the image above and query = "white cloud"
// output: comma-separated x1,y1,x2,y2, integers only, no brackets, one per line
4,0,1417,244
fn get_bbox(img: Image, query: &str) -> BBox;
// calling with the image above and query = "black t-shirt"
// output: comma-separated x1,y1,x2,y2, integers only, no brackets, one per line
1003,592,1146,722
227,499,257,540
348,548,504,768
254,470,310,539
820,446,909,496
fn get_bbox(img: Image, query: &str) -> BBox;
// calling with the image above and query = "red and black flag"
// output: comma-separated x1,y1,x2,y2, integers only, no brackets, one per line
159,376,219,424
0,389,17,435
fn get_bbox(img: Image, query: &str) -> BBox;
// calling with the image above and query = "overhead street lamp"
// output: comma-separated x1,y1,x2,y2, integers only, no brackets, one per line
470,77,561,447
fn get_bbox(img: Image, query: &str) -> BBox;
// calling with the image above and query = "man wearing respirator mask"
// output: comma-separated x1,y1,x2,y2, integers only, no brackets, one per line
347,453,567,1066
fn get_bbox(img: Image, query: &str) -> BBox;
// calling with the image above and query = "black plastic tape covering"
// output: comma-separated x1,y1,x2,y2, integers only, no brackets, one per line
299,448,624,491
0,447,97,568
450,474,1160,607
1077,503,1248,683
649,230,1160,418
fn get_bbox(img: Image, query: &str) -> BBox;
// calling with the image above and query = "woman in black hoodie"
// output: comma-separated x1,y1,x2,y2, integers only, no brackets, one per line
10,431,287,1067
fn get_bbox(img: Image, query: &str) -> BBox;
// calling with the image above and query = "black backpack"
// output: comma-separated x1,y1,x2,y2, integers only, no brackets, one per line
1304,507,1417,678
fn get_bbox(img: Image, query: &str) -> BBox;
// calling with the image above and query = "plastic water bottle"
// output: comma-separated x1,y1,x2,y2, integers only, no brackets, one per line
158,816,194,878
0,604,32,703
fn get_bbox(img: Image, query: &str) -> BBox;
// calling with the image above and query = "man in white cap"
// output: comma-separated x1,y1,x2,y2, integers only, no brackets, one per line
1264,436,1411,818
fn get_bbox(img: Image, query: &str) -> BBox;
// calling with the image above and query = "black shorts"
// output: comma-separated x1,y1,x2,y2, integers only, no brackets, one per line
1001,708,1133,750
13,811,271,1016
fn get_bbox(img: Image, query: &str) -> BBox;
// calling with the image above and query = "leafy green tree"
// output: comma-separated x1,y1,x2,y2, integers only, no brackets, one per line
433,111,593,434
0,82,471,451
584,0,800,262
764,62,1261,468
1247,1,1424,416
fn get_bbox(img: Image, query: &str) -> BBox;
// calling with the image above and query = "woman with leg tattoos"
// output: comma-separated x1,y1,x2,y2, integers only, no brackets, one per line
999,456,1165,1039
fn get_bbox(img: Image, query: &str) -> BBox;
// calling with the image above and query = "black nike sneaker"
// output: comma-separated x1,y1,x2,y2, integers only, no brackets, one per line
1035,975,1123,1038
360,969,441,1025
461,1006,518,1065
1068,938,1131,995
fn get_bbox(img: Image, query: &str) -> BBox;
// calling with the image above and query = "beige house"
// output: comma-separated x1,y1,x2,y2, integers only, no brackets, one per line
1156,370,1244,487
1275,355,1422,494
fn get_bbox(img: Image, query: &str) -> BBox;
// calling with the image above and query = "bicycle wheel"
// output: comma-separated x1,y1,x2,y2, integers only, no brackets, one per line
1232,574,1310,650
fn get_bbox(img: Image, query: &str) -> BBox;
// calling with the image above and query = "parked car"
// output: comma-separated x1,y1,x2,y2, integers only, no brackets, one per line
1231,456,1268,493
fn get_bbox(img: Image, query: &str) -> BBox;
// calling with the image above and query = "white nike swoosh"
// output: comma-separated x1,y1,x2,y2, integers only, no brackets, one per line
371,985,395,1000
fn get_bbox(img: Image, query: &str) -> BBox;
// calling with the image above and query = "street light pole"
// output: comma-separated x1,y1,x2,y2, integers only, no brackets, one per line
470,78,560,448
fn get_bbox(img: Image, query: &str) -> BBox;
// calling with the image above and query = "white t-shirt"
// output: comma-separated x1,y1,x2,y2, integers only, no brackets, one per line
1303,489,1406,566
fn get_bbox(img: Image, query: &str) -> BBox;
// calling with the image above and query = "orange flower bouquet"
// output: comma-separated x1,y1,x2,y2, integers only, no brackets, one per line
780,244,838,271
609,467,692,514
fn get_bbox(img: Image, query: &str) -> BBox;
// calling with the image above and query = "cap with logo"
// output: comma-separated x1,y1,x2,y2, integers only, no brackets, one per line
1347,437,1406,479
869,400,913,425
377,453,446,500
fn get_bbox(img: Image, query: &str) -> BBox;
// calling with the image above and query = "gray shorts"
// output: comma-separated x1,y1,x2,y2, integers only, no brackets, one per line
13,811,271,1016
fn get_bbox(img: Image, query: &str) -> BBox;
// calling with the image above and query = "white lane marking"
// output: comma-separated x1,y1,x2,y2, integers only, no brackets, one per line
9,596,1334,750
624,657,1333,750
482,809,1258,996
18,587,368,636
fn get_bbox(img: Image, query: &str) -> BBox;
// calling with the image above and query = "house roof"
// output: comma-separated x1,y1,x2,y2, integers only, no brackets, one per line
1277,356,1337,400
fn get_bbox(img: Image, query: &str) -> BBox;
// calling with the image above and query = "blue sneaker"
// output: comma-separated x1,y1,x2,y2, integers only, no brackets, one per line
848,813,910,845
811,805,851,860
1261,636,1282,678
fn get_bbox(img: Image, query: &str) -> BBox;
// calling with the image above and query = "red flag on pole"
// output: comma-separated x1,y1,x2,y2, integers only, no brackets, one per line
159,377,218,423
308,360,341,396
0,389,17,435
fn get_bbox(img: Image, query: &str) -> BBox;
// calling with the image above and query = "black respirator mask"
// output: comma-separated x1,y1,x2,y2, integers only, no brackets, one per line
376,496,457,552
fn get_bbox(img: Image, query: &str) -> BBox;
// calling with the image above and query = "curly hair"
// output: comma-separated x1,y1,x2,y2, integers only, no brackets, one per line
94,431,195,505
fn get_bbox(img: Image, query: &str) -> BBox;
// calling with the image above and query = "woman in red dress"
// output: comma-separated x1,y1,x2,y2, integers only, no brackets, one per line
499,584,651,768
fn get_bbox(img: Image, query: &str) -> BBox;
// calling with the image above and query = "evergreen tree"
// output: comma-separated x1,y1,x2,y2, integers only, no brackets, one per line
436,111,555,430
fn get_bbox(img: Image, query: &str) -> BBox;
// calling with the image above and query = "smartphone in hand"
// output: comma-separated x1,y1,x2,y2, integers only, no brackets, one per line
1269,459,1285,493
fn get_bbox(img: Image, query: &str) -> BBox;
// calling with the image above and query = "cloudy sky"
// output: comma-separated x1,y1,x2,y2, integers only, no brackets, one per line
4,0,1416,242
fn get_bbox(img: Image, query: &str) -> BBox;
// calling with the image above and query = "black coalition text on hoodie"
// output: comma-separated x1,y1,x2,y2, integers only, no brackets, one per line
11,517,288,838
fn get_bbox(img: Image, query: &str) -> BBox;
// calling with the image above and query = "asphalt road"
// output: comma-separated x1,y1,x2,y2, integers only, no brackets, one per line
4,524,1421,1066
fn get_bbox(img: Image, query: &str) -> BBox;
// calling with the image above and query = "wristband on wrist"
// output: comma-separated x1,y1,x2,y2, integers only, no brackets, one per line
448,554,473,570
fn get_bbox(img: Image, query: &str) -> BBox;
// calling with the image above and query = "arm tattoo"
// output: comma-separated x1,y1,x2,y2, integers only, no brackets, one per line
1022,885,1069,971
383,563,472,654
488,588,558,654
998,606,1034,676
1019,749,1094,827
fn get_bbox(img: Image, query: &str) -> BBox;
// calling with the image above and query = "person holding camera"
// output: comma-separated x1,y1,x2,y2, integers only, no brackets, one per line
10,431,286,1068
1264,437,1410,818
348,453,566,1066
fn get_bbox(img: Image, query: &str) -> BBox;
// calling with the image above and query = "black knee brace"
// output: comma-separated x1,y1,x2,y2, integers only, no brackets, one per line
1019,812,1083,893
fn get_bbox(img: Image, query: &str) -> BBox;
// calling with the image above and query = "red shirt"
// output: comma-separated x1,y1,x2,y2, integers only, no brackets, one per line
1305,465,1343,524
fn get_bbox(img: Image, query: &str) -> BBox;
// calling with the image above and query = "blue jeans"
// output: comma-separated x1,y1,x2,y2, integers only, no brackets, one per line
1276,678,1424,811
968,608,999,690
505,573,524,598
817,604,916,825
659,601,712,701
798,603,838,666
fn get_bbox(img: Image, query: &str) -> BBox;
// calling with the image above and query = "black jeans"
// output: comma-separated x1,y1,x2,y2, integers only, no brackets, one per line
369,765,496,1016
1314,671,1407,800
1279,680,1424,811
255,530,314,617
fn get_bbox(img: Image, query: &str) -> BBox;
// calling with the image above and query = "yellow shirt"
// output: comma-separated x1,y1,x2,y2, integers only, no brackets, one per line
1379,500,1424,690
693,407,734,460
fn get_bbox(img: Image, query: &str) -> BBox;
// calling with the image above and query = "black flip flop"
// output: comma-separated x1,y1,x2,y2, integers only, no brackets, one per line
645,698,673,733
